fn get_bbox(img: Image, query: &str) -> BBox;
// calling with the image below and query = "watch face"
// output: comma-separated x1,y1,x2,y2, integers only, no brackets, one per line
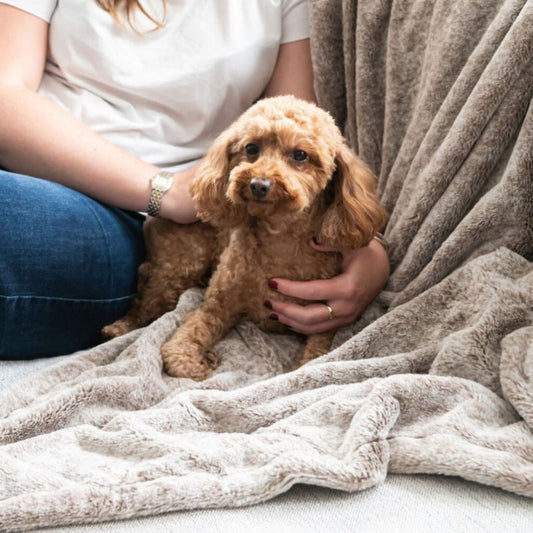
153,175,173,189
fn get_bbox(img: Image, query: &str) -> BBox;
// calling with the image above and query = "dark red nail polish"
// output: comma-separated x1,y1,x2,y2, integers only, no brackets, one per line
269,313,278,321
268,279,278,290
264,300,272,309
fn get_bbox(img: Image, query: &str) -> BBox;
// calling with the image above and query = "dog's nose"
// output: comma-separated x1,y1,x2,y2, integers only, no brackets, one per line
250,178,272,198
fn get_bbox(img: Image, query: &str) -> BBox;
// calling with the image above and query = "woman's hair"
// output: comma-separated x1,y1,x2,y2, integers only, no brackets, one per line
96,0,166,30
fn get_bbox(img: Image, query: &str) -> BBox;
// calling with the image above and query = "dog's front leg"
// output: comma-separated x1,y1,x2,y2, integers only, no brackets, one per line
161,297,240,380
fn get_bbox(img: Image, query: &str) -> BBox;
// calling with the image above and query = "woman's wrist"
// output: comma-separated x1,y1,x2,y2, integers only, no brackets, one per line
157,165,199,224
368,235,390,278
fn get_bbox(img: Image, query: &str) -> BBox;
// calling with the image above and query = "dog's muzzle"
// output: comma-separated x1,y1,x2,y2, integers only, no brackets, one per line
249,178,272,199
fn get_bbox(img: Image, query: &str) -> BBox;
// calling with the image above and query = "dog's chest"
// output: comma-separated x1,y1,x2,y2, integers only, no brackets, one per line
211,226,341,330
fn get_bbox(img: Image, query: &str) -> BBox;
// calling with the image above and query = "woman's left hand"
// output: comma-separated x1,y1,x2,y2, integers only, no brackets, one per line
266,238,390,334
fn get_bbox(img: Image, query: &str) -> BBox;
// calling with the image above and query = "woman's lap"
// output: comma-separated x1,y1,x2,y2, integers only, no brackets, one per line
0,171,146,359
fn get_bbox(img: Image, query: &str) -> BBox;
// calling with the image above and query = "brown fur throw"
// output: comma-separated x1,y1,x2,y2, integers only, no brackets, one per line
1,0,532,530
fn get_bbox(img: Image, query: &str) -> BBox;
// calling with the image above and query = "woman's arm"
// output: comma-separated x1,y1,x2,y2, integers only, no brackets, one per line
0,5,196,223
263,38,390,332
263,39,317,102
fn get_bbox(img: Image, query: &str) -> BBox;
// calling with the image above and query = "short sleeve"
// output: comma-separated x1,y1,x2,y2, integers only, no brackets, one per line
281,0,310,44
0,0,57,22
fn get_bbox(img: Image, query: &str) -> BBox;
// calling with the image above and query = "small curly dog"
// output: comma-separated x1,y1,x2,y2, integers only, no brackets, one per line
103,95,386,380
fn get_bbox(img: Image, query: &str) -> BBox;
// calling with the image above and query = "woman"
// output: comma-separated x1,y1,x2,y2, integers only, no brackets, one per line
0,0,389,358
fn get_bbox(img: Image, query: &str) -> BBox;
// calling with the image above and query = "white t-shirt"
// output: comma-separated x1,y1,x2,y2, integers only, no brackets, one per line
3,0,309,171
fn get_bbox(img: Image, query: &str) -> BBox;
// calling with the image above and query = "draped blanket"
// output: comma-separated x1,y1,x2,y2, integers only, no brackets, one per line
1,0,532,530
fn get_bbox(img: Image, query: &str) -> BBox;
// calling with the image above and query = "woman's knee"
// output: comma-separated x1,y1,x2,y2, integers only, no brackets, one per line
0,171,145,300
0,171,146,358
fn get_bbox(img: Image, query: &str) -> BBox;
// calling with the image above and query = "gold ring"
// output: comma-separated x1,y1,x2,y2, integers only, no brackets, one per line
324,303,335,321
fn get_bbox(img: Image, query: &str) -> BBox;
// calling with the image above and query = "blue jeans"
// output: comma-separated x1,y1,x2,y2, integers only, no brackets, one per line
0,171,146,359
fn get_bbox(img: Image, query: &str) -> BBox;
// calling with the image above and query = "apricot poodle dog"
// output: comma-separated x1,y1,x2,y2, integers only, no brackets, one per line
103,95,386,380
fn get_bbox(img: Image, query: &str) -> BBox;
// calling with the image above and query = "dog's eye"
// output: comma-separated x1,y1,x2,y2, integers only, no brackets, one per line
245,143,260,156
292,149,308,162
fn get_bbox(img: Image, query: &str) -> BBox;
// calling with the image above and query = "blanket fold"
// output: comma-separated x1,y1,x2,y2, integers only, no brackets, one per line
1,0,533,530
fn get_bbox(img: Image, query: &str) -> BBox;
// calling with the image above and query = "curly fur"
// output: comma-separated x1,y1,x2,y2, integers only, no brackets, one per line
102,95,386,380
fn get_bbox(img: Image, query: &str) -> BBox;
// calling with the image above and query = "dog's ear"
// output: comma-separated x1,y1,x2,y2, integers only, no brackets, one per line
189,126,244,227
316,143,387,249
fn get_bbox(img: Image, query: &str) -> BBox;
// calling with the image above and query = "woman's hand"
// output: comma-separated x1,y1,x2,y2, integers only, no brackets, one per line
266,238,390,334
159,161,201,224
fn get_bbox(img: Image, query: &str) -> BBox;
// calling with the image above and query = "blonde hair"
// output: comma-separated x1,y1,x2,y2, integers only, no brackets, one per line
96,0,166,30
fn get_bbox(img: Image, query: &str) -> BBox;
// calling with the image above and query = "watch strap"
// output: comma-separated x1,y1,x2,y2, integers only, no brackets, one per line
148,171,174,217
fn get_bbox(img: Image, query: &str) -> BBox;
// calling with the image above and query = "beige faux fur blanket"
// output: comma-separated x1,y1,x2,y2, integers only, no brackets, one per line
1,0,533,530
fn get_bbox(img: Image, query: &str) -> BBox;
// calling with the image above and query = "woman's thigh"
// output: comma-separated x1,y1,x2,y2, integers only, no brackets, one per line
0,171,146,359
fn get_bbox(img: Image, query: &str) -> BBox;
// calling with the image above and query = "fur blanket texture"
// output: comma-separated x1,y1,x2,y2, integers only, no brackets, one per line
1,0,532,530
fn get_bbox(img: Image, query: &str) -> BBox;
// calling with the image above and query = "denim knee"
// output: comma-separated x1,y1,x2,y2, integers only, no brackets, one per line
0,171,145,299
0,171,146,358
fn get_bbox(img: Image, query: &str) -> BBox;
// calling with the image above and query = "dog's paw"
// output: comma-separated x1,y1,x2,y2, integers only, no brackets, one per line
101,318,138,341
161,342,218,381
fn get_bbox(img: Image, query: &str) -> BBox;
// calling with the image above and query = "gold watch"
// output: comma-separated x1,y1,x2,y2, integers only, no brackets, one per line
147,171,174,217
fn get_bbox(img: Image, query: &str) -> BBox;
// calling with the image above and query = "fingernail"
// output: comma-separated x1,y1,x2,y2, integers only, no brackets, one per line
268,279,278,290
264,300,272,309
269,313,278,321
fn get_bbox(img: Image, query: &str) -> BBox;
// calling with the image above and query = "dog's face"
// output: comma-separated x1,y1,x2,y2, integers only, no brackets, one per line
223,105,336,219
191,95,386,249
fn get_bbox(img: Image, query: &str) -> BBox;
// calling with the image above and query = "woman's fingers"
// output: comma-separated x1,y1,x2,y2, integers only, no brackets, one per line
272,304,357,334
265,297,361,334
266,300,328,324
266,269,361,334
268,275,351,302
